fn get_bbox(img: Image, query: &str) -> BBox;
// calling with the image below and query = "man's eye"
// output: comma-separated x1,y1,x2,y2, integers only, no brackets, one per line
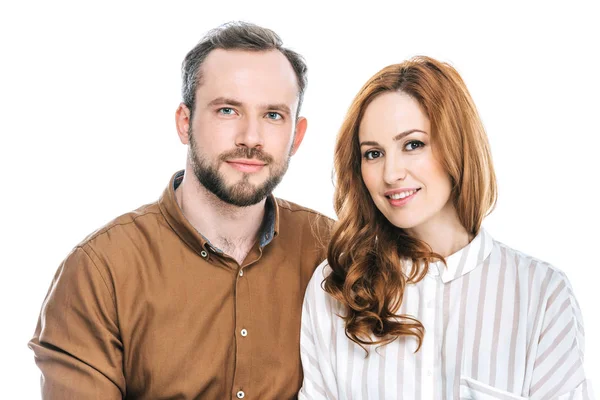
218,108,235,115
266,112,282,120
364,150,382,160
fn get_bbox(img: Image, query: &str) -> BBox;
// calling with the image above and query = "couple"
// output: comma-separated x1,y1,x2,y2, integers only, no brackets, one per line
29,22,593,399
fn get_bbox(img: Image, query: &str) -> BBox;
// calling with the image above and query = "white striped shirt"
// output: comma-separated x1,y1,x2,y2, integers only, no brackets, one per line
299,229,595,399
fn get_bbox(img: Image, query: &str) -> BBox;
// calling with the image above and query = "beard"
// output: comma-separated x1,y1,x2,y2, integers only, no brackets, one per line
188,133,291,207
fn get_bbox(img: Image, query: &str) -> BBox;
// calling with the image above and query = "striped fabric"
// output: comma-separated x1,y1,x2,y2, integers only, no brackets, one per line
299,229,595,399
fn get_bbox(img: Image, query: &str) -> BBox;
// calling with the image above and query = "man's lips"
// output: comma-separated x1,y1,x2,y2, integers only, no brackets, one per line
225,159,266,173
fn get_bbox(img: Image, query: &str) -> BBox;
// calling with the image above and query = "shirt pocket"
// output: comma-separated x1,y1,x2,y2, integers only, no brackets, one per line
460,376,527,400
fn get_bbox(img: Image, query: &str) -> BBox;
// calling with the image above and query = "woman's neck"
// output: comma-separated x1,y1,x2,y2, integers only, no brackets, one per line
404,203,473,258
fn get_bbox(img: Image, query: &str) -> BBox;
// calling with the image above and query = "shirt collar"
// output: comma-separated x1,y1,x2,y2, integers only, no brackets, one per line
158,170,279,256
428,228,494,283
259,197,278,247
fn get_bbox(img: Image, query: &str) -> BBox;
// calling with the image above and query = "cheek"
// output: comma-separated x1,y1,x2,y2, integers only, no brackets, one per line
424,161,453,198
413,154,446,184
360,164,379,194
194,119,235,149
431,162,451,189
265,124,295,150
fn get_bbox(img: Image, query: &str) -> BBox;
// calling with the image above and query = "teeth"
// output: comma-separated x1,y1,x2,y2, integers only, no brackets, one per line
389,190,416,200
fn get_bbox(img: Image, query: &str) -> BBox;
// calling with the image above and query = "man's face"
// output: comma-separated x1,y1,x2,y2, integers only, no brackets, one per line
180,49,306,207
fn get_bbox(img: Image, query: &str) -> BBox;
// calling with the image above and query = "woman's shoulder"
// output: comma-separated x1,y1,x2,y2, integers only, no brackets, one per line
491,238,569,280
306,259,332,298
304,259,344,316
488,238,578,306
314,258,333,278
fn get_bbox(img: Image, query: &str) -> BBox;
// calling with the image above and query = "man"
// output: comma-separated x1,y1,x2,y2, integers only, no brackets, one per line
29,22,332,399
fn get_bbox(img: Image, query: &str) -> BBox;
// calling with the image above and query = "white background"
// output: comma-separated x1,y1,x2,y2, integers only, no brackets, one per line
1,0,598,396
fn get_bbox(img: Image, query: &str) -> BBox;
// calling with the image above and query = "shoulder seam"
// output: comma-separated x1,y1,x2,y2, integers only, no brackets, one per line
277,203,332,219
77,245,117,305
560,271,585,361
84,210,162,243
495,241,556,270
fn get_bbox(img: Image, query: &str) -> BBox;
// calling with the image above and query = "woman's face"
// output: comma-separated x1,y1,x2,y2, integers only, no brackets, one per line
359,91,456,233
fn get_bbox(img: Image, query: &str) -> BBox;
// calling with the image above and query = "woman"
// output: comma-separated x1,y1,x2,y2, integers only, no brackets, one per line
299,57,594,399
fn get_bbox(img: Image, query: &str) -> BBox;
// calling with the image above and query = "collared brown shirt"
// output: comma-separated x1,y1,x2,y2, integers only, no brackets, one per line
29,171,333,399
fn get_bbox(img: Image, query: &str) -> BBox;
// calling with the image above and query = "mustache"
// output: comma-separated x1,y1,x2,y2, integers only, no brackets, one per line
219,147,273,164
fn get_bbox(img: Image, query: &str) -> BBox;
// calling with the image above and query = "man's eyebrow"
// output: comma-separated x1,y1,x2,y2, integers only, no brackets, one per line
265,104,292,115
360,129,428,147
207,97,243,107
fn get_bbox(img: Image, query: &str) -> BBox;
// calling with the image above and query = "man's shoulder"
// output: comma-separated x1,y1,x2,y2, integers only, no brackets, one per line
274,198,335,246
77,200,163,249
275,198,334,222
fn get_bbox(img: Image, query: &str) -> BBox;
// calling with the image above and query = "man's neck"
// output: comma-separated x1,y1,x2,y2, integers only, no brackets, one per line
175,171,266,265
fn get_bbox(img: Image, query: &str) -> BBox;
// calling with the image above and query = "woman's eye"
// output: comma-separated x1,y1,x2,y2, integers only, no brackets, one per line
404,140,425,151
266,112,282,120
364,150,382,160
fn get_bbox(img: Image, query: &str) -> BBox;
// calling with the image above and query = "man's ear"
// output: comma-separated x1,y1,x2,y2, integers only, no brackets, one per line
175,103,192,144
290,117,307,156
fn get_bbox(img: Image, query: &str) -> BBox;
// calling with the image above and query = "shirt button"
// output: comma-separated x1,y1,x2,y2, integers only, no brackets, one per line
427,300,434,309
236,390,245,398
239,269,244,277
200,250,208,258
240,329,248,337
427,370,432,377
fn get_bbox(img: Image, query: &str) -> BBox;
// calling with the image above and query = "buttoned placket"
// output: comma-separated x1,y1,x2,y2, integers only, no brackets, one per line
421,264,440,399
194,196,276,399
199,244,255,399
230,244,266,399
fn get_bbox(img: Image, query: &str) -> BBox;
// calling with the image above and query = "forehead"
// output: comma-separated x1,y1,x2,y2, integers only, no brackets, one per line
197,49,300,108
359,91,429,140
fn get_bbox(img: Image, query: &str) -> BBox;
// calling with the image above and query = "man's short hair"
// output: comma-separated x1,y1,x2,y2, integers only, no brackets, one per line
181,21,308,119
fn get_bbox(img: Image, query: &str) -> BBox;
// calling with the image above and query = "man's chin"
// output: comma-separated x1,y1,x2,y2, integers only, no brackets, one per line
217,183,267,206
222,175,265,190
220,193,268,207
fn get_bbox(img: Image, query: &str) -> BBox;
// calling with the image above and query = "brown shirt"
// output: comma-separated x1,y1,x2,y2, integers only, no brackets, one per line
29,171,332,400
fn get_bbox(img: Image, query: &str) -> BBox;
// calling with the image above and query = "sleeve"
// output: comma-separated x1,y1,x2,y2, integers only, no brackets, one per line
28,246,125,399
298,261,338,400
528,271,595,400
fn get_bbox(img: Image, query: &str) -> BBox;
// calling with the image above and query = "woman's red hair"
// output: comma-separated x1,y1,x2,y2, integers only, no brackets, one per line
324,56,497,350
